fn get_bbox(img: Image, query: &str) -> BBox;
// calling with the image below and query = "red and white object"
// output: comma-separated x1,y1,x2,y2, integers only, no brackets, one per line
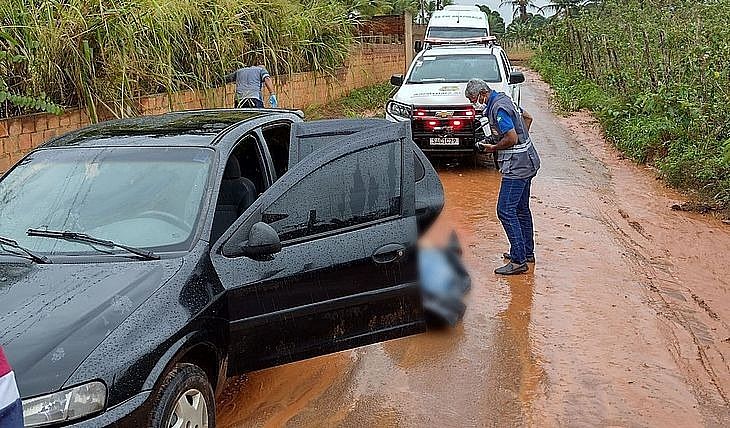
0,346,23,427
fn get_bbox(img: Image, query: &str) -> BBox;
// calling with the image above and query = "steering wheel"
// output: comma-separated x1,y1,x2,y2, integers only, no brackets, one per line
136,210,191,231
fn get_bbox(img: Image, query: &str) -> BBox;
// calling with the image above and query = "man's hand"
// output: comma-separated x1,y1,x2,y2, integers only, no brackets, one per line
475,139,498,153
482,143,498,153
269,94,278,108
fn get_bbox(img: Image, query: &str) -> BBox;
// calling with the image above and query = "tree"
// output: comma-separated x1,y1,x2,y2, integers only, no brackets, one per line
391,0,419,15
526,13,547,29
538,0,586,19
503,12,545,41
476,4,506,35
415,0,454,24
500,0,539,22
505,20,533,40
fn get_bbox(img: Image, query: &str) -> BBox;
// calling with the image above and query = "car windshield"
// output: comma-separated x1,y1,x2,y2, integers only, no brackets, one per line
427,27,487,39
0,146,214,256
407,54,501,84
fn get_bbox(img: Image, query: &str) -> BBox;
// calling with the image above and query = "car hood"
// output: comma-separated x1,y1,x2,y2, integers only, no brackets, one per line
393,82,509,106
0,259,182,398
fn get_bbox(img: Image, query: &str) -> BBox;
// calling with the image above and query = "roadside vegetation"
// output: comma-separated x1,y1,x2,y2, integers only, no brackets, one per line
531,0,730,208
1,0,353,120
303,82,393,119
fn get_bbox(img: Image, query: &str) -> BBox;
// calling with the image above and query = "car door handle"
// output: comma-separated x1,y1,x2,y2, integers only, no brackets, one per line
372,243,406,264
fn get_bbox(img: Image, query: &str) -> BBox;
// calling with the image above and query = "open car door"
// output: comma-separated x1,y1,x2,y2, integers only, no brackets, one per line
211,121,426,374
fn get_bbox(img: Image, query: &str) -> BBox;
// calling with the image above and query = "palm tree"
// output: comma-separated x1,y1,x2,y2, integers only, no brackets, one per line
538,0,586,19
500,0,539,22
505,20,533,40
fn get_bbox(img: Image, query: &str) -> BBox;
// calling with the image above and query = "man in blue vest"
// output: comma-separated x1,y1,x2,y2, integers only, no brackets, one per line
465,79,541,275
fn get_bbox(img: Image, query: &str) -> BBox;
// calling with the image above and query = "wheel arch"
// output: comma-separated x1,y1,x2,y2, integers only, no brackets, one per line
143,326,228,398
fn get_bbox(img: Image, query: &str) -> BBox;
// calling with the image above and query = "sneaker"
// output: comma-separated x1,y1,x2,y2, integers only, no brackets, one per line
503,253,535,263
495,262,529,275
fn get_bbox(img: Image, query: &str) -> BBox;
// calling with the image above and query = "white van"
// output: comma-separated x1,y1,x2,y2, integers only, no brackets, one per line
426,6,490,42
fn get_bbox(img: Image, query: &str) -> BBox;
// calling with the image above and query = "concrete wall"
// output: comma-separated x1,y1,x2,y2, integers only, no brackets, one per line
0,44,405,173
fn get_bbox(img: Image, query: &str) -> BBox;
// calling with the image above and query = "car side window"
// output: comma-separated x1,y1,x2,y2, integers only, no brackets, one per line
263,141,402,243
261,123,291,181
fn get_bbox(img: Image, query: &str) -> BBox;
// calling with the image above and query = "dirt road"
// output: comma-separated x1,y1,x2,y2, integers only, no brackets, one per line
218,71,730,427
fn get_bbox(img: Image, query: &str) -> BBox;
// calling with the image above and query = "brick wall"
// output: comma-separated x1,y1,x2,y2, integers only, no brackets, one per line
0,44,405,173
358,15,405,37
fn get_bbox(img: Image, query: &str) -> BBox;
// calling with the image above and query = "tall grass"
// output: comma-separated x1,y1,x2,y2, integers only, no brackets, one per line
0,0,354,120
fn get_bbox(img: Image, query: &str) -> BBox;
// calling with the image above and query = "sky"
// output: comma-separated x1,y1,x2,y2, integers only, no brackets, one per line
452,0,552,25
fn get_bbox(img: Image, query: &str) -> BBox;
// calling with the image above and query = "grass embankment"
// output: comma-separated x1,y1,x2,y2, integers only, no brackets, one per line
532,0,730,211
1,0,353,120
303,83,394,119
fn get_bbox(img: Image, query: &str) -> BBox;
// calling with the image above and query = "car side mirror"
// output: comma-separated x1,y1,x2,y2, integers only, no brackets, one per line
229,222,281,259
390,74,404,87
509,71,525,85
414,40,423,52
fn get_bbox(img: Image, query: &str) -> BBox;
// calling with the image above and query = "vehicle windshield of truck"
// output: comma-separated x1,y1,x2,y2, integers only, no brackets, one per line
407,54,501,84
427,27,487,39
0,146,214,256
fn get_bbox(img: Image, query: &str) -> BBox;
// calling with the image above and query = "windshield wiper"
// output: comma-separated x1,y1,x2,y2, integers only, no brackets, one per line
0,235,51,264
27,229,160,260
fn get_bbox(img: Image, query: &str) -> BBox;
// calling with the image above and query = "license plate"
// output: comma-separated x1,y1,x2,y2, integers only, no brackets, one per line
429,137,459,146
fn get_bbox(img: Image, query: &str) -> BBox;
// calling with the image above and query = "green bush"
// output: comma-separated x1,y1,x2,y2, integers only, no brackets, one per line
532,0,730,206
0,0,354,120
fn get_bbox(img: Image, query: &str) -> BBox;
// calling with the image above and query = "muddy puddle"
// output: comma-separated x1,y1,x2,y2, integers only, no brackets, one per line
218,73,730,427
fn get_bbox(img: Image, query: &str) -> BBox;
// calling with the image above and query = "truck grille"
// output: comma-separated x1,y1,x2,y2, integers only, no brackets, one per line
411,105,478,152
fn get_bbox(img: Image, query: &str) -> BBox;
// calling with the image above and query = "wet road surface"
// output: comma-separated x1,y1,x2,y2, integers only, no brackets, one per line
218,71,730,427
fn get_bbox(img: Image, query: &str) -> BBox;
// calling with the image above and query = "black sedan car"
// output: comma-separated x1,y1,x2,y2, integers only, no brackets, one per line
0,109,445,427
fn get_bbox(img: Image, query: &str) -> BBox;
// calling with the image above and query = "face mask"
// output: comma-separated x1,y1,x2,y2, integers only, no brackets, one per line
472,93,487,112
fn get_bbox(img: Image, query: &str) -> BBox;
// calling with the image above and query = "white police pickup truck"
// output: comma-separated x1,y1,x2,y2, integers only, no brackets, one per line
386,42,524,158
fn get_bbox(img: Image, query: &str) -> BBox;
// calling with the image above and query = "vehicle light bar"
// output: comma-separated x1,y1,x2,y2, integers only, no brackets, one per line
423,35,498,48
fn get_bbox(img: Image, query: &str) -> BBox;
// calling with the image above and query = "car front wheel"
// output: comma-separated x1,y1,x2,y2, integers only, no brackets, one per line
148,363,215,428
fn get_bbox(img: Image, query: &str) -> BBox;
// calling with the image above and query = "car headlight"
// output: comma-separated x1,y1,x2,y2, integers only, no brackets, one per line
23,381,107,427
386,100,412,120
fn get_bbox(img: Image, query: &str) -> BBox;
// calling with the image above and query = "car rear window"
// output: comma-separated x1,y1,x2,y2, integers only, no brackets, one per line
407,54,501,84
427,27,487,39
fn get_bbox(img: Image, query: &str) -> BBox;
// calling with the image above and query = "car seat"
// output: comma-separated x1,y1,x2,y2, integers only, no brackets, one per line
211,156,257,242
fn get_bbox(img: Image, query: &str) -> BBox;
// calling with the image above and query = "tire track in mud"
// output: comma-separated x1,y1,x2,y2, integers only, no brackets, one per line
598,200,730,409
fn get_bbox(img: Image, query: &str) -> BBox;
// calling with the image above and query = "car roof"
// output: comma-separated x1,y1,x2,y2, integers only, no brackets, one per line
41,110,280,149
417,45,501,57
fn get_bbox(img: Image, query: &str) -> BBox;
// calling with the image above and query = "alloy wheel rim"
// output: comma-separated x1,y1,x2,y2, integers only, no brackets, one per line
168,388,208,428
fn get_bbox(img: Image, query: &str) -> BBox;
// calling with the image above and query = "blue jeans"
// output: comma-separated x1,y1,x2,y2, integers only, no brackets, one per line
497,177,535,264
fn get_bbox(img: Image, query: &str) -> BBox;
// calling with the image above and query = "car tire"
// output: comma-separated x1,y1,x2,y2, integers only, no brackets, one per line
148,363,215,428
